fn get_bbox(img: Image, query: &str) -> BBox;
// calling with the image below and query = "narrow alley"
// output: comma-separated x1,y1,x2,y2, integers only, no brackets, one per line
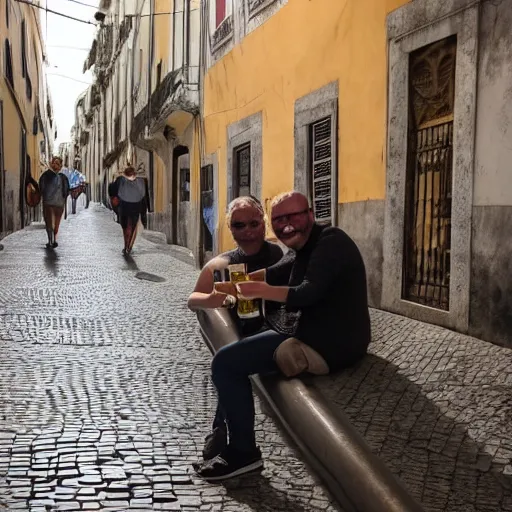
0,205,339,512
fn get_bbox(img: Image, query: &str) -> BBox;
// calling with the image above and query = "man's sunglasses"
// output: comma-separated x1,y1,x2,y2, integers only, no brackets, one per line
230,220,262,230
271,208,310,225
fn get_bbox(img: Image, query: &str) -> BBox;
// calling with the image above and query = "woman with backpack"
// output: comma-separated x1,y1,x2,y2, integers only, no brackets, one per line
108,166,151,255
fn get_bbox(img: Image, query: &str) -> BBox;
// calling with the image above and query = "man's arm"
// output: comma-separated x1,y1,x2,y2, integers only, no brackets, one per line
187,256,235,311
238,231,345,307
248,269,266,282
38,171,47,194
263,252,295,286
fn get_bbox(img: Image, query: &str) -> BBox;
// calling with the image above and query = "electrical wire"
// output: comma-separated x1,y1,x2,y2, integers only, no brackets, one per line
63,0,98,7
46,72,92,85
14,0,97,25
47,45,90,51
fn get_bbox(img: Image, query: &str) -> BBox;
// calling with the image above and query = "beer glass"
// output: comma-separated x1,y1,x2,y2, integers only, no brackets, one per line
228,264,260,319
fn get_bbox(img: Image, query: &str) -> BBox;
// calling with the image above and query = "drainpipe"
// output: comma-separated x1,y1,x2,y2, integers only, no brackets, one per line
147,0,155,195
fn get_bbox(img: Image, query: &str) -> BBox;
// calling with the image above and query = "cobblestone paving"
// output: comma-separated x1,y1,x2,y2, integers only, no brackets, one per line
0,205,340,512
316,310,512,512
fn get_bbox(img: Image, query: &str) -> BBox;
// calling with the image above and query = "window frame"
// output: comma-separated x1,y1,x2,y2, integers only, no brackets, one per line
294,82,338,226
381,0,478,332
232,142,251,199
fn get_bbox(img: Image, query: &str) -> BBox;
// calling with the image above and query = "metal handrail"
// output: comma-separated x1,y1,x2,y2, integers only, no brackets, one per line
197,308,424,512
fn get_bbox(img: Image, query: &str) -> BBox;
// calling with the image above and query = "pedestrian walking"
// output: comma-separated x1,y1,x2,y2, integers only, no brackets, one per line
38,156,70,248
108,166,151,255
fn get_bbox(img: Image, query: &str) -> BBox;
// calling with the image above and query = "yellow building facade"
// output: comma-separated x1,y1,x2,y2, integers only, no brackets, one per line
0,0,54,236
203,0,409,239
201,0,409,302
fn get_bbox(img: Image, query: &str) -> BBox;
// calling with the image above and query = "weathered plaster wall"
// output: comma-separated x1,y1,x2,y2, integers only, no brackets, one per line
0,1,48,234
473,1,512,207
146,120,199,255
470,206,512,347
469,1,512,348
203,0,410,252
177,202,192,247
153,0,173,87
338,200,385,309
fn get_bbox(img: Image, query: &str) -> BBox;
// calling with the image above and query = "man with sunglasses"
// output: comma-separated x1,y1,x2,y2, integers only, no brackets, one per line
195,191,370,482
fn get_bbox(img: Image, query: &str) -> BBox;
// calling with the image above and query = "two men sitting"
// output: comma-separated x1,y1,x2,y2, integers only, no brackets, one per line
188,191,371,481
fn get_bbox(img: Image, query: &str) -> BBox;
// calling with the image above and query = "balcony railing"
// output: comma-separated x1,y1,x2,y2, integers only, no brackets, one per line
212,15,233,52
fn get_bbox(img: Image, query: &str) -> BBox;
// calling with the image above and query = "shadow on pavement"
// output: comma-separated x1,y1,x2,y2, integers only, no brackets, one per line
315,354,512,511
224,473,331,511
43,247,59,276
123,253,139,271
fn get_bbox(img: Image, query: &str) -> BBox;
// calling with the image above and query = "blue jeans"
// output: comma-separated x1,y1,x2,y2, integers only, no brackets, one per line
211,330,288,452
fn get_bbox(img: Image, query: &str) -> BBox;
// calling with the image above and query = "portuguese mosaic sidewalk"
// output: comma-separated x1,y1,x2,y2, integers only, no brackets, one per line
1,203,511,512
315,310,512,511
0,204,340,512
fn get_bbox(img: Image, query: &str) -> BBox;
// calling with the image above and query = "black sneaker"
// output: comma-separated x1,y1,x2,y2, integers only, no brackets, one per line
202,427,227,461
52,242,58,248
195,446,262,481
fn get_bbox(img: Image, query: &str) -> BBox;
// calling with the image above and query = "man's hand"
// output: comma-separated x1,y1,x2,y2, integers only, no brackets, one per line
237,281,290,303
213,281,237,296
236,281,269,300
208,290,229,308
248,269,266,282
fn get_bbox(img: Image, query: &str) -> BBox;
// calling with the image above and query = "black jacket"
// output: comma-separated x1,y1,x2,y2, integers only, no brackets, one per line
39,170,70,203
265,224,371,371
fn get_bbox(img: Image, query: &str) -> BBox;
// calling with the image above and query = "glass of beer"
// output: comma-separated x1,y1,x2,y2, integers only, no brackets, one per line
228,264,260,319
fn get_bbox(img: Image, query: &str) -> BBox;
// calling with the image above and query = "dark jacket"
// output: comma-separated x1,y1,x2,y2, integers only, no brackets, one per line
265,224,371,371
39,170,70,206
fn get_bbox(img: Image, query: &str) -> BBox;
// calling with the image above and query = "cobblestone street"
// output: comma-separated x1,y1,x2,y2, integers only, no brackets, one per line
0,205,339,512
317,311,512,511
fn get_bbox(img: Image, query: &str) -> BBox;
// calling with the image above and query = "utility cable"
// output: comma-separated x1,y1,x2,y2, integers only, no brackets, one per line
63,0,98,7
14,0,97,25
47,45,90,51
46,72,92,85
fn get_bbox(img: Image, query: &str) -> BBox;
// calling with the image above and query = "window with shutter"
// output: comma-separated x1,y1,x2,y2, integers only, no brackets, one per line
309,117,333,225
233,143,251,198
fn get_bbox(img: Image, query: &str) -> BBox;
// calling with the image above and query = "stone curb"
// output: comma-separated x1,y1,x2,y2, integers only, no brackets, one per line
141,229,196,267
